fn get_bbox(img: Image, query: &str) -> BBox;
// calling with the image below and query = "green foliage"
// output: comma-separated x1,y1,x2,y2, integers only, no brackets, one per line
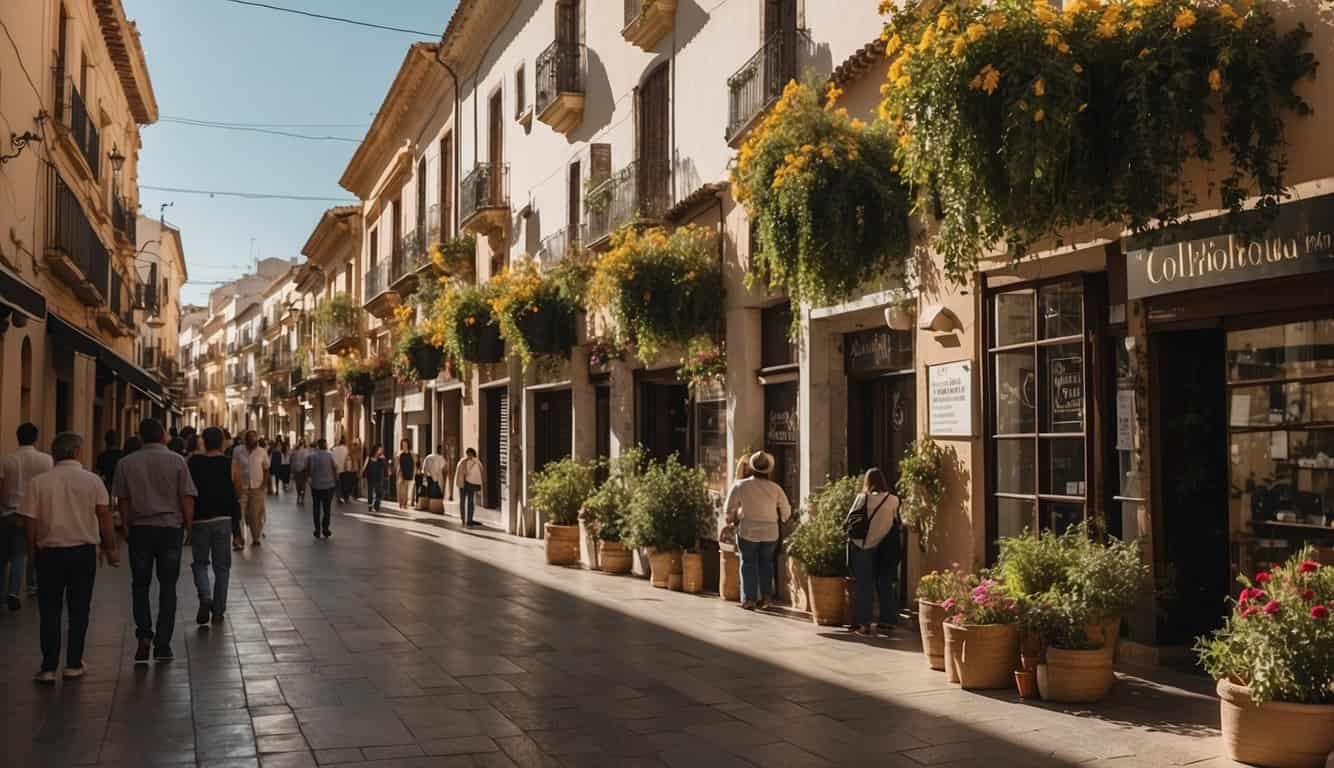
580,447,646,543
529,457,598,527
428,281,501,366
431,235,477,278
787,475,860,578
1197,549,1334,705
916,569,970,603
313,293,359,331
879,0,1317,283
676,337,726,393
490,260,587,367
945,578,1023,626
898,438,949,550
732,79,913,311
624,455,715,552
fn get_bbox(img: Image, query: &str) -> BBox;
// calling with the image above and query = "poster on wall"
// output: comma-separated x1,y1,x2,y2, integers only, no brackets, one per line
1049,355,1083,427
1116,389,1135,451
928,360,973,437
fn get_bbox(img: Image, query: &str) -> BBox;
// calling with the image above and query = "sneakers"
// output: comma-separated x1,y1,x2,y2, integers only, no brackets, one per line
62,666,85,680
33,670,57,684
6,594,20,612
313,530,321,539
756,598,770,610
154,646,174,662
322,529,331,539
197,600,213,626
134,638,151,665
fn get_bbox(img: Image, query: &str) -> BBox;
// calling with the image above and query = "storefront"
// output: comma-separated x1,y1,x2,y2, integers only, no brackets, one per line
844,327,916,485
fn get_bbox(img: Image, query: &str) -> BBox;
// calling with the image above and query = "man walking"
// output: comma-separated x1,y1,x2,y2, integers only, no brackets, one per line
21,433,118,681
94,430,123,491
231,430,268,546
331,437,351,503
187,428,239,626
307,439,338,539
113,418,197,663
453,448,485,528
290,438,310,507
0,422,53,611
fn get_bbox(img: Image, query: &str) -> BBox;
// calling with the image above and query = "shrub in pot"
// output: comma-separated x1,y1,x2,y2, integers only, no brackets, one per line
897,438,947,552
786,476,858,626
916,569,968,671
942,578,1022,690
529,457,597,566
1197,550,1334,768
1028,594,1115,704
579,449,644,575
625,456,713,588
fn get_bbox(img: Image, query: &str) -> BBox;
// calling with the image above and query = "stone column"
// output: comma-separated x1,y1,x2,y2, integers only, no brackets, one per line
798,307,834,502
727,307,763,479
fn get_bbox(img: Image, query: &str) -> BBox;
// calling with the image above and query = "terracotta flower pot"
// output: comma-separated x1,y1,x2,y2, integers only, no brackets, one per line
942,622,1019,690
1081,614,1122,663
809,575,848,626
918,600,948,671
648,550,680,588
1218,679,1334,768
682,552,705,594
719,551,740,602
598,541,633,574
1040,647,1115,703
544,523,580,566
1014,669,1039,699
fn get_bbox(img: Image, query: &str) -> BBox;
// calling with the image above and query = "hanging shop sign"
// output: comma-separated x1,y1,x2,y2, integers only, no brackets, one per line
372,377,396,410
844,328,913,375
927,360,973,437
1125,193,1334,299
401,388,425,413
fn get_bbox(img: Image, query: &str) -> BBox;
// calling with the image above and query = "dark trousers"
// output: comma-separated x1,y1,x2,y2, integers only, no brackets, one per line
366,478,383,511
36,545,97,672
311,488,333,533
460,483,478,525
129,526,184,647
337,472,356,502
849,533,900,627
0,515,27,597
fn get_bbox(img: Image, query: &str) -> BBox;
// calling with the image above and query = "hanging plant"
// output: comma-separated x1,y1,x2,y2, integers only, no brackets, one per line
394,325,445,381
897,438,949,552
586,334,627,369
677,337,726,393
588,224,722,364
731,79,913,311
313,292,360,334
337,356,374,397
430,234,477,278
489,259,588,367
428,281,504,366
879,0,1316,284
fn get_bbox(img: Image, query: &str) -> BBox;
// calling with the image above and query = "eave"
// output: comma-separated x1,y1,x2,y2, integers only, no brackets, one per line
338,43,441,199
300,206,360,269
92,0,159,124
829,36,886,89
437,0,523,74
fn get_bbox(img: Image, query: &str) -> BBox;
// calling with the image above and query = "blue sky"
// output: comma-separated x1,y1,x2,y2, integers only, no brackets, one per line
127,0,457,305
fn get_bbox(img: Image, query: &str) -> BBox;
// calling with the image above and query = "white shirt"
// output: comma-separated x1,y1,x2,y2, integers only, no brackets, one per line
456,457,483,487
231,444,270,490
723,477,792,543
20,460,109,548
331,445,349,473
0,445,54,516
421,453,446,486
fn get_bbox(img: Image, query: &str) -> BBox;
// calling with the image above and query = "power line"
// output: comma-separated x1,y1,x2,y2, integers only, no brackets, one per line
161,115,368,129
141,184,357,203
158,118,361,143
217,0,438,37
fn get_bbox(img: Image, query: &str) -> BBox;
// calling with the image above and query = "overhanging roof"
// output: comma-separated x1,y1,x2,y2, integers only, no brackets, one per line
339,43,441,199
301,206,361,267
92,0,158,124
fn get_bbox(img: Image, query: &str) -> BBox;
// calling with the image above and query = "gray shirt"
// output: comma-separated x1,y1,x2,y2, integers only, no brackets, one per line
112,443,198,527
307,450,338,491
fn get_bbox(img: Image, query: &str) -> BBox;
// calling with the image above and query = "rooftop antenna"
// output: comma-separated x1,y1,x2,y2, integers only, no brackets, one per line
159,201,174,225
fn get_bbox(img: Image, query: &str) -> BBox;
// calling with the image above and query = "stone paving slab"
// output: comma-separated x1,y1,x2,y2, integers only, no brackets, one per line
0,494,1239,767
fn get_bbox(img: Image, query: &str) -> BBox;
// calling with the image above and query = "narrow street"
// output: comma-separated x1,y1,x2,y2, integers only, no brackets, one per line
2,493,1232,768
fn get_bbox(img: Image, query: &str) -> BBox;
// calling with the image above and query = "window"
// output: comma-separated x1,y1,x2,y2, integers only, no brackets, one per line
761,302,796,368
439,133,453,236
416,157,427,235
987,279,1090,545
567,160,580,239
369,227,378,266
515,64,527,118
637,63,671,218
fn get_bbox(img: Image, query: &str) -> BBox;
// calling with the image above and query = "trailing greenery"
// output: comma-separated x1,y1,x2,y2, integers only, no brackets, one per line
489,259,588,367
588,225,722,364
879,0,1317,283
787,475,860,578
337,356,374,395
676,337,726,393
580,447,646,543
426,281,502,366
529,457,598,527
429,235,477,278
393,324,444,381
897,438,949,551
731,79,912,310
624,455,715,552
313,292,359,332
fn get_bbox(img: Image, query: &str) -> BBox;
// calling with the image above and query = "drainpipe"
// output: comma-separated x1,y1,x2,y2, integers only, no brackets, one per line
432,46,463,237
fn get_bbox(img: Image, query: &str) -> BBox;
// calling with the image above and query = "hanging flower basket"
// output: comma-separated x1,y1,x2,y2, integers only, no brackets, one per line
406,338,444,380
492,259,586,366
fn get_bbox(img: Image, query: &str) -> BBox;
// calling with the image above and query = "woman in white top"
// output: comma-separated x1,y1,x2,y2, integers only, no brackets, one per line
845,468,901,636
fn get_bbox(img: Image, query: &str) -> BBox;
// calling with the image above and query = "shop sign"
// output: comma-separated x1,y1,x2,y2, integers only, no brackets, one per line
372,377,396,411
845,328,913,375
401,388,425,413
765,384,799,446
928,360,973,437
1049,355,1083,427
1125,193,1334,299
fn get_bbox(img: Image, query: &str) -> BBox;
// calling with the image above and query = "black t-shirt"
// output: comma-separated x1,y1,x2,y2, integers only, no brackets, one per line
189,454,240,522
96,449,123,487
365,457,386,483
398,452,414,480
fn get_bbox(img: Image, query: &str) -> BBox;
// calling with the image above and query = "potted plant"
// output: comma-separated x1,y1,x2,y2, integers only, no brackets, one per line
677,337,727,394
579,448,644,574
898,438,948,552
529,457,597,566
1197,550,1334,768
395,325,445,381
433,282,504,366
491,260,586,367
1026,593,1116,704
430,234,477,278
786,476,859,626
337,357,374,398
624,456,712,589
915,569,968,671
942,578,1022,690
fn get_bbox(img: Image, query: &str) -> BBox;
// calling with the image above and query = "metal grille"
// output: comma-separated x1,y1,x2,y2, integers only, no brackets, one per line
45,165,110,298
535,40,586,117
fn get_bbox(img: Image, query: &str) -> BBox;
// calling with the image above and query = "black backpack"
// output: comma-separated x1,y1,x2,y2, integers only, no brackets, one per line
844,493,890,540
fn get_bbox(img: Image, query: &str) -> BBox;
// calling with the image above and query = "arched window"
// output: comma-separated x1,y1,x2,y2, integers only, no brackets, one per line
20,336,33,422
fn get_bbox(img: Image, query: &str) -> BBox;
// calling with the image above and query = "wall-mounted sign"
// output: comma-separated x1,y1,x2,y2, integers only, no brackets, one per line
1125,193,1334,299
845,328,913,375
401,389,425,413
372,377,396,411
764,382,799,446
1048,355,1083,427
928,360,973,437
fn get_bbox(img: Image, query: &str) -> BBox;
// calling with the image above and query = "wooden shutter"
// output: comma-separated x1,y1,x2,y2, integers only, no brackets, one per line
637,64,671,217
439,134,453,235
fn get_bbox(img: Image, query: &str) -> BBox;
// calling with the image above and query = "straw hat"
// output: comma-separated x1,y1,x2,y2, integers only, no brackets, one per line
748,451,775,475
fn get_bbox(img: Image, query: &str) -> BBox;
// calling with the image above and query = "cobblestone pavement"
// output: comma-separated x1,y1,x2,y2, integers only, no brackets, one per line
0,492,1238,768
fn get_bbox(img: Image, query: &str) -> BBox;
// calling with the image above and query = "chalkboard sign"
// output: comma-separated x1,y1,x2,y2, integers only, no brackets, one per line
845,328,913,375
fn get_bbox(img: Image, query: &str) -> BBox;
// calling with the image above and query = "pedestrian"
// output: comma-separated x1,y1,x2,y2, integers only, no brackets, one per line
22,432,119,682
187,427,240,628
347,439,364,500
268,439,282,496
331,437,351,503
290,438,310,507
723,451,792,610
453,448,485,528
396,439,416,509
421,445,446,512
94,430,123,493
845,468,901,636
231,430,269,547
307,439,338,539
167,435,186,455
113,418,198,663
278,438,292,492
0,422,53,610
124,436,143,454
363,445,386,512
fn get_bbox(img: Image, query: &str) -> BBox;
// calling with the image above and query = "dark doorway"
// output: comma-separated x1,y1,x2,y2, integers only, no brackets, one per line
1153,328,1229,647
483,387,508,509
639,379,690,464
533,389,573,472
848,374,917,490
764,381,800,507
595,384,611,482
440,390,463,499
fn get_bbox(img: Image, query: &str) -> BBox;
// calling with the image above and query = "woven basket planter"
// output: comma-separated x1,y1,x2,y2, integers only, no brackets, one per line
943,622,1019,690
1218,680,1334,768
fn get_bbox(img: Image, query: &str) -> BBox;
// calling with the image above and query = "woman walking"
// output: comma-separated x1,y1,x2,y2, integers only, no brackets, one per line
396,440,416,509
362,445,386,512
722,451,791,610
289,438,310,507
845,468,901,636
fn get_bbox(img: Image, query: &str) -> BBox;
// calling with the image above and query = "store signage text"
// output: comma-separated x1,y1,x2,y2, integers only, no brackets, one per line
928,360,973,437
845,328,912,375
1048,355,1083,426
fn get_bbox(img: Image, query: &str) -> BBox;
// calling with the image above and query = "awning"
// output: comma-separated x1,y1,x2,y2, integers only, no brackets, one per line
46,313,165,398
0,266,46,320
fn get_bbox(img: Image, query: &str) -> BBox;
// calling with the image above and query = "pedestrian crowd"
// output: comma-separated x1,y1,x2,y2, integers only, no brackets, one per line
1,418,489,681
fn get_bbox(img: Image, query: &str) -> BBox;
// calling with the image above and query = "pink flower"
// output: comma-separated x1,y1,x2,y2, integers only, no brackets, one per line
1300,589,1316,602
1238,588,1256,605
1311,605,1330,620
941,598,957,613
1240,606,1259,619
1263,600,1282,616
1299,560,1321,574
1255,572,1272,585
1251,590,1268,603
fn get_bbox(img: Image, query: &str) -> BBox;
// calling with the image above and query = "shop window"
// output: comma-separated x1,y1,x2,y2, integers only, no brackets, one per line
761,302,796,368
987,280,1090,546
695,382,727,494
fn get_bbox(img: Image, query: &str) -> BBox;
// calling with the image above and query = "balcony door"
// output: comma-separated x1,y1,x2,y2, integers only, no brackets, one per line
488,90,504,207
416,157,427,239
391,199,402,276
637,63,670,218
763,0,798,96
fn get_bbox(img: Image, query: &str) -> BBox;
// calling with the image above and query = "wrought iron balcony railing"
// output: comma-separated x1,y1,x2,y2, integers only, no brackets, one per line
535,40,586,117
537,227,579,272
44,165,109,302
392,227,428,284
725,30,810,143
363,260,393,306
459,163,510,226
53,75,100,178
581,159,672,247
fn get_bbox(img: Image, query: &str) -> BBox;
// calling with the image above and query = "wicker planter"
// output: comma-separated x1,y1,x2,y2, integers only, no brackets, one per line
516,304,576,357
1037,647,1115,704
1218,680,1334,768
785,557,812,612
918,600,948,671
598,541,633,574
682,553,705,594
346,373,374,398
1082,615,1122,663
809,575,848,626
720,551,740,601
544,523,580,565
648,550,681,588
943,622,1019,690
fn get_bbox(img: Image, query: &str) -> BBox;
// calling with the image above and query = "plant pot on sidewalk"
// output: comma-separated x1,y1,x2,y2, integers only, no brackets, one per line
809,576,848,626
1014,669,1039,699
1038,647,1115,704
544,523,580,566
1218,680,1334,768
720,550,740,602
1082,614,1122,663
598,541,633,574
682,552,705,594
648,550,682,589
918,600,948,671
943,622,1019,690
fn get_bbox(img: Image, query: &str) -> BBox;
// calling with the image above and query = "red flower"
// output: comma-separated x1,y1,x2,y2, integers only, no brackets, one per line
1299,560,1321,574
1263,600,1282,616
1311,605,1330,620
1240,606,1259,619
1238,588,1258,604
1300,589,1316,602
1255,572,1272,585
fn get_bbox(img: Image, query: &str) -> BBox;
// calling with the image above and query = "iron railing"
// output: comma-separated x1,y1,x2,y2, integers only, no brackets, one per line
112,197,137,242
582,159,672,246
239,327,256,349
108,269,133,326
537,227,578,272
363,260,393,304
53,75,100,178
45,165,109,298
426,203,442,243
392,227,428,283
726,31,809,142
535,40,586,117
135,278,160,315
460,163,510,223
321,317,358,349
227,369,254,388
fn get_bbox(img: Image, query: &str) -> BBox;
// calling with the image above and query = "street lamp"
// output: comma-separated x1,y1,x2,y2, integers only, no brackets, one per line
108,145,125,192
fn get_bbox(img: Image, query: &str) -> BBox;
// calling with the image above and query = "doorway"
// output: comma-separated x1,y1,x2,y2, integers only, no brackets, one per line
533,388,573,472
1153,328,1230,647
639,379,690,464
439,389,462,499
848,373,917,490
483,387,508,509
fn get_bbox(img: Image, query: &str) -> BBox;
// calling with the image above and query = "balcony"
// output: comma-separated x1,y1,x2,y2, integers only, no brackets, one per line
537,227,579,273
623,0,677,51
262,345,293,378
459,163,510,238
581,160,672,249
321,317,360,356
227,370,255,390
389,226,430,295
238,328,258,350
97,269,135,337
112,197,137,246
726,30,810,146
44,166,110,306
52,75,100,180
265,306,285,336
362,260,399,318
535,40,586,136
135,278,160,318
140,343,165,374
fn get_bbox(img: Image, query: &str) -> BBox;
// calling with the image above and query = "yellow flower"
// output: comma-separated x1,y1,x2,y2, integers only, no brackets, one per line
885,33,903,55
1058,41,1071,54
1033,78,1045,97
895,74,912,88
1033,109,1045,122
951,36,967,57
979,64,1002,95
1232,16,1245,29
1044,29,1062,48
1123,19,1141,31
917,26,937,51
1172,8,1196,31
888,56,906,82
1132,0,1158,7
966,23,986,42
937,12,957,31
1138,47,1152,58
1063,0,1085,17
1217,4,1238,19
987,11,1006,28
1034,1,1056,24
1208,68,1223,91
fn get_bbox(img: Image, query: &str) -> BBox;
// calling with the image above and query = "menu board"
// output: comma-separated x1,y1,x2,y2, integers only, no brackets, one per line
928,361,973,437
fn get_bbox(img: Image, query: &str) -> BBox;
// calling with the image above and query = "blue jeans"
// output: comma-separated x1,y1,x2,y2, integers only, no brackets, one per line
191,519,232,614
0,515,27,597
367,478,382,510
737,537,778,603
129,526,184,646
460,483,478,525
849,533,901,627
